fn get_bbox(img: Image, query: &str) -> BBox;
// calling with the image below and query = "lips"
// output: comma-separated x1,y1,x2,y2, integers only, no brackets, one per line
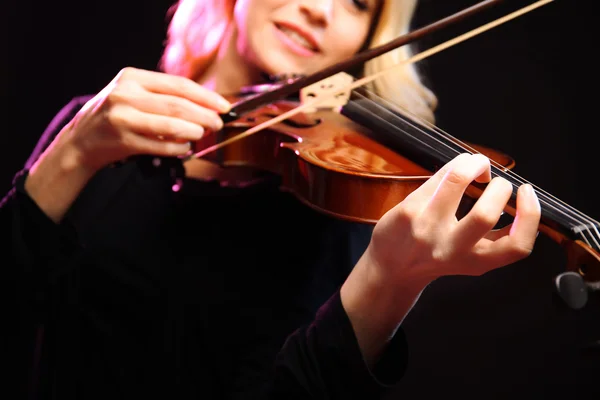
274,21,320,53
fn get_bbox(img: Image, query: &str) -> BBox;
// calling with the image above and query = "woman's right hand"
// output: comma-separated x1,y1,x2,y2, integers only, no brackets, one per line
62,67,231,172
23,67,231,223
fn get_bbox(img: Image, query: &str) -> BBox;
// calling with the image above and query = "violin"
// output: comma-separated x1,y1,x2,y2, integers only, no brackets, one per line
149,0,600,293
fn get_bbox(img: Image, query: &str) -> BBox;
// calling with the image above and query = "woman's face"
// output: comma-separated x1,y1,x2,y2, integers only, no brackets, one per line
233,0,381,77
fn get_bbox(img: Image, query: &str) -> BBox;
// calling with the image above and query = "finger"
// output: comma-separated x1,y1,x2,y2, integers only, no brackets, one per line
119,67,231,113
123,107,206,142
507,183,541,246
453,176,514,249
473,183,541,269
130,91,224,132
408,153,489,202
125,131,192,157
423,153,491,221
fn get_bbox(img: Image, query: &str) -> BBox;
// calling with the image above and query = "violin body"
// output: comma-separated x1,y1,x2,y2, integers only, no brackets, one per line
194,97,514,224
191,92,600,286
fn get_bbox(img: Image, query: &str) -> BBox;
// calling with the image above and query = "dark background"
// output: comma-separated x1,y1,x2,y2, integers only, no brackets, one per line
2,0,599,398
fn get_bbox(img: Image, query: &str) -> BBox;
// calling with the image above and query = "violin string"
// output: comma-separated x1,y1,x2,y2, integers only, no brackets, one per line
361,87,600,244
351,88,600,251
190,0,554,159
351,88,600,249
350,88,565,214
351,87,584,220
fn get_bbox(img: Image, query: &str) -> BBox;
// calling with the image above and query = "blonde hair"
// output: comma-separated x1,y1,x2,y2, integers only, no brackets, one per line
160,0,437,122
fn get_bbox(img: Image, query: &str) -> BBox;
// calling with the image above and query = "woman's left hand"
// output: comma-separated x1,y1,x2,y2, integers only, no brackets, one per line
367,152,541,285
340,153,541,366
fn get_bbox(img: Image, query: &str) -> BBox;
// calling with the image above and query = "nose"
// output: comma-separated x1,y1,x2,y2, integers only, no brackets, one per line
298,0,334,26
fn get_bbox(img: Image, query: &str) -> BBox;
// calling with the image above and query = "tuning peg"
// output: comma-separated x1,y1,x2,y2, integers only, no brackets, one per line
555,271,589,310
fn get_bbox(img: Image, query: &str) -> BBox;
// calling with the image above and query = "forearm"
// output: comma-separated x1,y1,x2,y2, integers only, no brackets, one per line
340,249,429,367
24,123,97,223
270,289,409,399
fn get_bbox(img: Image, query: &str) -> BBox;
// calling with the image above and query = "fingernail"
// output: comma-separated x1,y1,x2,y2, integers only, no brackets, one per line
524,184,541,211
218,98,231,113
529,184,538,199
214,117,224,131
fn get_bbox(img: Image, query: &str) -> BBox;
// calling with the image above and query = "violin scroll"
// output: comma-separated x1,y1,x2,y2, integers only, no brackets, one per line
563,239,600,285
554,240,600,310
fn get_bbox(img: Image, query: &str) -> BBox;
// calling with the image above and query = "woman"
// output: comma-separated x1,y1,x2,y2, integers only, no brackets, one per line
2,0,541,399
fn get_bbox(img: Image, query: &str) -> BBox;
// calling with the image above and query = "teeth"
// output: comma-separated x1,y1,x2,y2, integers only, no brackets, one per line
278,26,316,52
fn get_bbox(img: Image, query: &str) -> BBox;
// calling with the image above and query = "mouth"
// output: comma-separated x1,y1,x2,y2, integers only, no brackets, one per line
274,22,320,54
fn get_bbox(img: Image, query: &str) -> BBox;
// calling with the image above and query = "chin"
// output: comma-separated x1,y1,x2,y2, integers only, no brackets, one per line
251,48,311,78
258,56,314,80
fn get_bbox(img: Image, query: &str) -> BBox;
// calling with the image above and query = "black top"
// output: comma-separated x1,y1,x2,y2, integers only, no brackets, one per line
1,96,408,399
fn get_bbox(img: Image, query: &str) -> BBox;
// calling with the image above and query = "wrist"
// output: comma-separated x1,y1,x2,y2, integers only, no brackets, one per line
51,122,100,176
30,134,97,185
340,248,430,366
342,256,429,330
25,126,98,223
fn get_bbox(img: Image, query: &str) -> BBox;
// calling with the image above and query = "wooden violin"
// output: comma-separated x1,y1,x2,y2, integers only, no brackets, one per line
154,0,600,287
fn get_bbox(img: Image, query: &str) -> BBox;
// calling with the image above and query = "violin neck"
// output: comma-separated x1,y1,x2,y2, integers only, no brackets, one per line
341,96,600,252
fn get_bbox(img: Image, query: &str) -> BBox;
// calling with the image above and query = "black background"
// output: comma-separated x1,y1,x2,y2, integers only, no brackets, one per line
2,0,599,397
